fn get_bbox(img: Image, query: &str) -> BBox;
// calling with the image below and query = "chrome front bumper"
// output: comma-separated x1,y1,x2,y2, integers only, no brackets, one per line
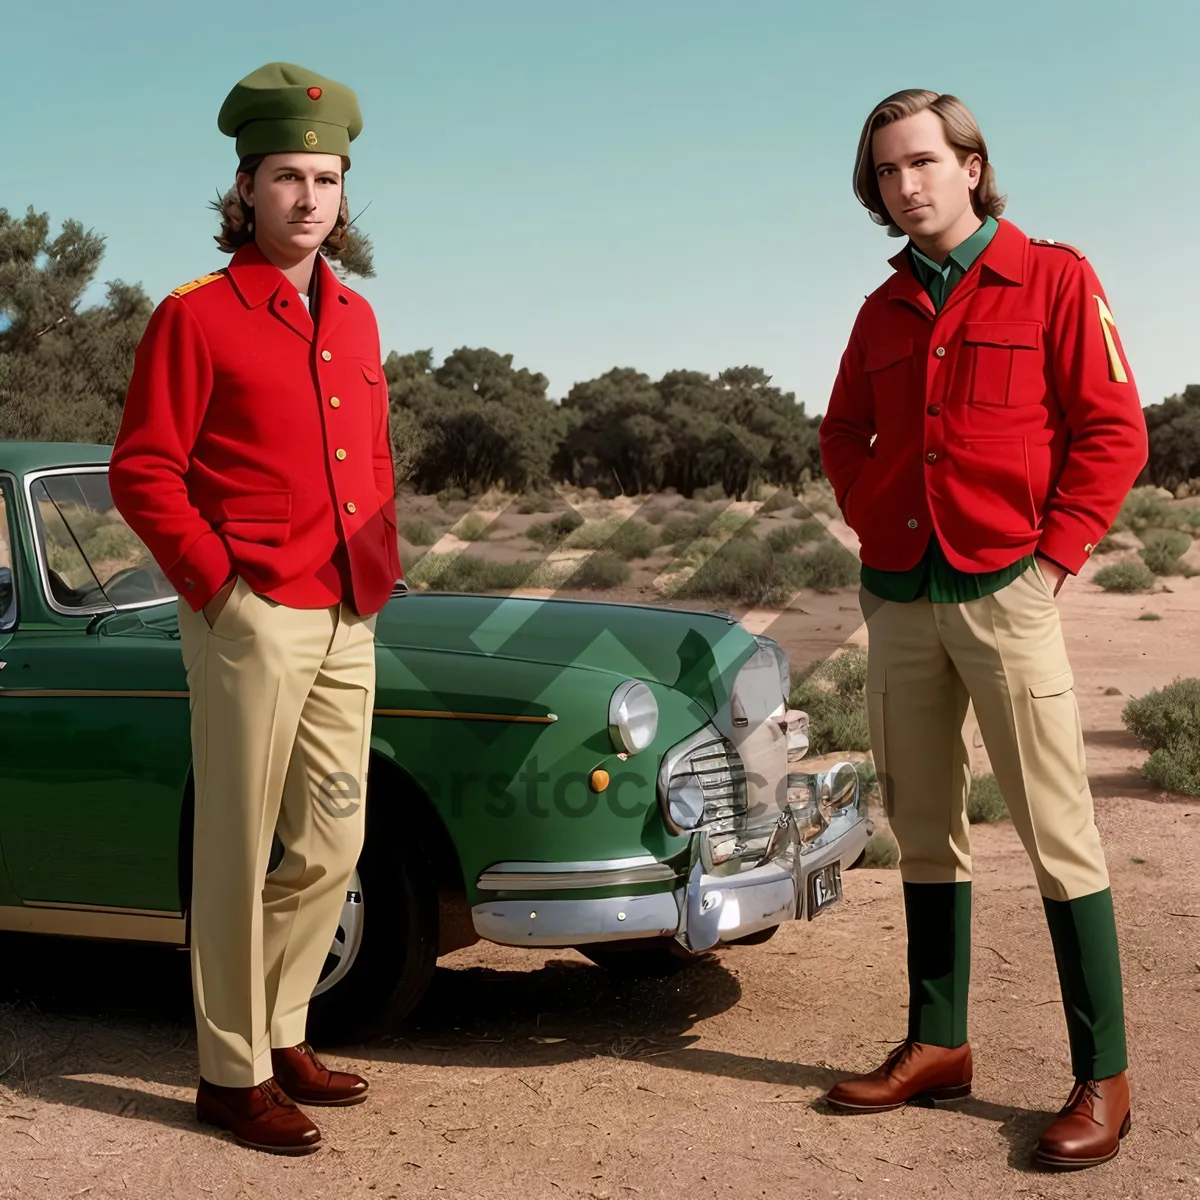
470,804,870,951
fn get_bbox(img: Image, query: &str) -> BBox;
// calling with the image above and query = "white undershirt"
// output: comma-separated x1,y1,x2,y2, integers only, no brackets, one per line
299,293,310,310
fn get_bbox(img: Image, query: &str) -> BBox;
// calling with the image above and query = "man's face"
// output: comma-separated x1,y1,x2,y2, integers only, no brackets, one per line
238,153,344,262
872,110,980,242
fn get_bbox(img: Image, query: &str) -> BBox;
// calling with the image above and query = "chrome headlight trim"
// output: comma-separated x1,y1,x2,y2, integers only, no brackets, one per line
657,723,747,837
608,679,658,754
752,634,791,708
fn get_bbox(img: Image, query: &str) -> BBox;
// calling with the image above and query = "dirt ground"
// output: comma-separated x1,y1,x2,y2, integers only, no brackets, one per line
0,502,1198,1199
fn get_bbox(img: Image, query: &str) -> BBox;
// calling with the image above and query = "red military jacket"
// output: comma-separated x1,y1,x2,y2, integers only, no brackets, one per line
110,242,402,614
819,218,1149,575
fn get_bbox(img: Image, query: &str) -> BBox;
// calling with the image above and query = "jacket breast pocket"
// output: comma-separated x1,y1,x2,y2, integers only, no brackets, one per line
863,338,914,429
215,490,292,548
962,321,1044,406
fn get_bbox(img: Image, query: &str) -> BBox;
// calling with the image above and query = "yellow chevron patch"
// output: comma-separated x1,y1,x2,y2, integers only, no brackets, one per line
169,272,223,298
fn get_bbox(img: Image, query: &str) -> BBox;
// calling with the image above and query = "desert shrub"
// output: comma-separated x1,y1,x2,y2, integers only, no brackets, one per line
759,489,798,515
1094,561,1156,592
608,520,660,560
1139,530,1193,576
564,554,630,589
1137,613,1162,621
437,486,467,506
967,773,1009,823
788,645,872,755
408,553,536,592
860,828,900,868
401,520,437,545
673,535,802,607
854,759,879,804
796,479,838,518
515,491,559,514
792,540,861,591
454,514,491,542
764,519,825,554
660,505,729,550
527,510,584,547
84,522,145,562
1112,486,1170,532
639,501,669,525
694,483,727,502
1121,676,1200,796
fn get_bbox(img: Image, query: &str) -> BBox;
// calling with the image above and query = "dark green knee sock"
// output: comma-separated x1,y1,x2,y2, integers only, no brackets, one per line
904,881,972,1047
1043,888,1128,1080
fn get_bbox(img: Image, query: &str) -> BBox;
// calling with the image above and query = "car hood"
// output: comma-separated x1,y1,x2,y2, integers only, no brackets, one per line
374,592,757,696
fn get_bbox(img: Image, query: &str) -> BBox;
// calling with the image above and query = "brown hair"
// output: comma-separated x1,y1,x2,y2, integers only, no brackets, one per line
853,89,1006,236
210,154,353,256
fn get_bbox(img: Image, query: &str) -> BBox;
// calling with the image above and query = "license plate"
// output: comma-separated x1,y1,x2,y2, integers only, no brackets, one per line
806,862,842,919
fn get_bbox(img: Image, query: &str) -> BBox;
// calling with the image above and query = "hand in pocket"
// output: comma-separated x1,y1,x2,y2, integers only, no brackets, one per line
202,576,238,629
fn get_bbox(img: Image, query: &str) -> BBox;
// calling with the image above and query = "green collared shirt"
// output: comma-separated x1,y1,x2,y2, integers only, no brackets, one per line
860,216,1035,603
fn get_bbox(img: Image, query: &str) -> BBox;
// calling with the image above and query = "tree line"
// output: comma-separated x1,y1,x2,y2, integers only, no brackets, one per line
2,206,1197,498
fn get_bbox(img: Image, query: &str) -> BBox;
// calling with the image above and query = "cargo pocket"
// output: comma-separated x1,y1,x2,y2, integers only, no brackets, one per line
962,321,1044,406
1028,669,1086,777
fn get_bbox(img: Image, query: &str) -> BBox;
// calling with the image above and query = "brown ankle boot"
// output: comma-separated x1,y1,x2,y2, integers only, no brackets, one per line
1035,1073,1131,1169
196,1077,321,1154
272,1042,369,1107
826,1040,972,1113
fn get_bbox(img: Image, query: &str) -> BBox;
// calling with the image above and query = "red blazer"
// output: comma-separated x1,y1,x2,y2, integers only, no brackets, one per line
819,218,1149,575
110,243,402,614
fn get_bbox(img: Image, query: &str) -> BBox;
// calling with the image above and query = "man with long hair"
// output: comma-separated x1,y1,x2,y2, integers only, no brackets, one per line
818,89,1147,1169
110,62,401,1155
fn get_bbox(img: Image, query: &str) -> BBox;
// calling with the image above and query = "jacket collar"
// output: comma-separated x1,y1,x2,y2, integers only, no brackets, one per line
224,241,352,343
885,216,1027,311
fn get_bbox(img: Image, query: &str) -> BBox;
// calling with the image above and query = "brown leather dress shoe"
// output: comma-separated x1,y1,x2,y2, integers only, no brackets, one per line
1035,1072,1131,1169
196,1077,321,1155
272,1042,369,1107
826,1040,973,1113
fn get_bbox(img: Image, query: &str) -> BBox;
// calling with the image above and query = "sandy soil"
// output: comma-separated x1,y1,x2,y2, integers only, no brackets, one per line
0,495,1197,1200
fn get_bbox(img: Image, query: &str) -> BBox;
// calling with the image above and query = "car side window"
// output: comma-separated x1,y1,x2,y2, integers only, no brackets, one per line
0,483,16,631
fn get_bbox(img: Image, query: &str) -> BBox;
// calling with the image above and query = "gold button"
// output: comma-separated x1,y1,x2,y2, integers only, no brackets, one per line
335,448,347,461
1084,542,1094,552
321,350,332,361
934,346,946,357
345,501,356,514
907,518,919,529
330,396,341,408
926,451,939,463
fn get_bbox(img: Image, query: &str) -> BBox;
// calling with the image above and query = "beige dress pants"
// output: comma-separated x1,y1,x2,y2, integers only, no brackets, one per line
178,575,377,1087
859,560,1110,902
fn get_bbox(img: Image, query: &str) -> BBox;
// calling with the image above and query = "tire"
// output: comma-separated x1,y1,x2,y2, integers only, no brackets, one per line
575,940,703,979
305,800,439,1045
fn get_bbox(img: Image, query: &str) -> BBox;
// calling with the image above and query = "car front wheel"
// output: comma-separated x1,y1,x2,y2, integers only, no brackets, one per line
305,804,439,1044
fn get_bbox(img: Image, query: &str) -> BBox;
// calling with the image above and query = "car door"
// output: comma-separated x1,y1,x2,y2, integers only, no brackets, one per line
0,480,16,659
0,466,191,920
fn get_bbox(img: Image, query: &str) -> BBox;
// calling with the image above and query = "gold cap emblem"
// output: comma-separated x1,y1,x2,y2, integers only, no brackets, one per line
303,129,319,148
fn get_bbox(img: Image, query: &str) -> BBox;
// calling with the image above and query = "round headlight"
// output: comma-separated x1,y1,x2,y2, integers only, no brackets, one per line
667,774,706,830
608,680,658,754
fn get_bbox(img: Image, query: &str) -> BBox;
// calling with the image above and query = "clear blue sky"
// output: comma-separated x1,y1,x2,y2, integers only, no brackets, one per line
6,0,1197,412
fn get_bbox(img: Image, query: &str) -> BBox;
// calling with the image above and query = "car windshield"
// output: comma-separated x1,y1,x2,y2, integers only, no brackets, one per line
31,470,176,610
0,484,16,631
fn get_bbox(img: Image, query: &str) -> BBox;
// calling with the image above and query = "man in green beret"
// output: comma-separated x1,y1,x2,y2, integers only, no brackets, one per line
110,61,402,1155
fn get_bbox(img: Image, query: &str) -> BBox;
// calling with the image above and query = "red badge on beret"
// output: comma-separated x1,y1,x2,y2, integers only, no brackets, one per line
307,87,322,100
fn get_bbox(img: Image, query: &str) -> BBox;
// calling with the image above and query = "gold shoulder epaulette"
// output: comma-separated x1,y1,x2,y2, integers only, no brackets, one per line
1030,238,1086,260
169,272,224,298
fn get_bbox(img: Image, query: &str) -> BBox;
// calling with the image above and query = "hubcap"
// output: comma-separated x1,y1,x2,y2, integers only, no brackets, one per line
312,867,364,997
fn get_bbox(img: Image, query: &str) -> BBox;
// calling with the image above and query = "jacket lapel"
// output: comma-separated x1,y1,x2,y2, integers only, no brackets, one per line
312,254,349,344
885,248,935,319
225,242,314,344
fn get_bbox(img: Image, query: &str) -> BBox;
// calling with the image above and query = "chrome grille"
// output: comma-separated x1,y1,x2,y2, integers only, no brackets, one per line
684,736,748,835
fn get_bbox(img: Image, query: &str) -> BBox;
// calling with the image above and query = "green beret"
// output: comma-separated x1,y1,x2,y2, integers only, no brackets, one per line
218,62,362,160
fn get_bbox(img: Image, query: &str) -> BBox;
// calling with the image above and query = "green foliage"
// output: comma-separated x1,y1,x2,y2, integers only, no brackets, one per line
860,828,900,868
1141,385,1200,492
694,483,727,502
793,540,861,592
1094,561,1156,592
639,501,669,525
407,552,536,592
795,480,838,519
563,554,630,589
1121,677,1200,796
764,519,823,554
454,513,491,542
1139,529,1193,576
401,520,437,545
437,486,467,505
854,760,879,804
967,774,1009,823
515,491,559,514
607,520,660,560
788,646,872,756
1138,613,1162,621
759,489,798,515
526,510,584,547
673,534,802,607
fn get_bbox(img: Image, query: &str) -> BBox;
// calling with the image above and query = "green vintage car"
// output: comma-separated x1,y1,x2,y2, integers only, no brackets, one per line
0,443,869,1039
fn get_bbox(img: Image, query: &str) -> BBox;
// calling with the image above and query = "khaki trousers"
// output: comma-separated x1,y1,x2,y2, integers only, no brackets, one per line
860,562,1109,902
178,575,377,1087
